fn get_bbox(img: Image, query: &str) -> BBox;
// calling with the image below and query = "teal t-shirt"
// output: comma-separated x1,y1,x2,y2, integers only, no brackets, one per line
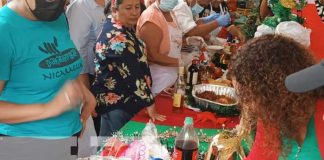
280,116,322,160
0,5,82,138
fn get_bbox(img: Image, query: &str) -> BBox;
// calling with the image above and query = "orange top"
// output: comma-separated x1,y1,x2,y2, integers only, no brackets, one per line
137,3,171,55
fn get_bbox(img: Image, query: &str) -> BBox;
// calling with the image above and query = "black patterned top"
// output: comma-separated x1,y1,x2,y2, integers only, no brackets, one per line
316,0,324,22
91,17,154,113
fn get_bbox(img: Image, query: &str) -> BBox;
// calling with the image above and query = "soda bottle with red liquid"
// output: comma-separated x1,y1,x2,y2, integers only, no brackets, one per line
173,117,199,160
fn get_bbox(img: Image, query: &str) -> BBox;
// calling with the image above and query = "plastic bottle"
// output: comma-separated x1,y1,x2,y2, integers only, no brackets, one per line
173,117,199,160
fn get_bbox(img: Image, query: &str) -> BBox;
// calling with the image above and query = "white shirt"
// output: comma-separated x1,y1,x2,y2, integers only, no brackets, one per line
66,0,105,75
173,1,197,34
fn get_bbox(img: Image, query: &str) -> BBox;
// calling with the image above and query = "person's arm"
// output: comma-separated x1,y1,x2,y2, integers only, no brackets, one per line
77,78,96,137
78,74,91,89
0,80,84,124
173,2,229,37
227,24,246,43
116,39,165,122
0,81,53,123
138,22,179,67
66,3,92,88
185,21,220,37
186,13,230,37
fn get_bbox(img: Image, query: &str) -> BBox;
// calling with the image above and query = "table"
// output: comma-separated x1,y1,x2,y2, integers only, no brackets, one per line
119,94,242,159
121,121,220,159
130,95,240,129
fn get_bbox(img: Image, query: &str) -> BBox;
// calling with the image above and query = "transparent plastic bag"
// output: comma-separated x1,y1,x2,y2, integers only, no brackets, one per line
141,121,170,160
275,21,311,47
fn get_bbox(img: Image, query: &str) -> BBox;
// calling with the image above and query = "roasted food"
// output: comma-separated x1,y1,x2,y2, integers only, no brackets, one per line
196,91,235,104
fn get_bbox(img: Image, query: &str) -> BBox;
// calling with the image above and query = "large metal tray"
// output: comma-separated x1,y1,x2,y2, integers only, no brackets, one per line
191,84,240,116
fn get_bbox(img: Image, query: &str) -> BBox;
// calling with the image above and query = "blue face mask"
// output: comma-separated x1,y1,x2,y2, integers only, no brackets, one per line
191,1,204,15
159,0,179,12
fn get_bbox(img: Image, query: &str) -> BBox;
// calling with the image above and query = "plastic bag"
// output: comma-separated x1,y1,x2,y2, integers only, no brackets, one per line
255,21,311,48
254,24,275,38
124,121,170,160
100,137,128,158
141,121,170,160
275,21,311,47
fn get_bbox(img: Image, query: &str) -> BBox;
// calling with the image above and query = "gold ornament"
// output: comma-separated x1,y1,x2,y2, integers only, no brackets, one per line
280,0,296,9
205,110,255,160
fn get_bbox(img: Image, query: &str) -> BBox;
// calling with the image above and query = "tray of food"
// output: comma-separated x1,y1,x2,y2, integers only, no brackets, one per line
191,84,240,116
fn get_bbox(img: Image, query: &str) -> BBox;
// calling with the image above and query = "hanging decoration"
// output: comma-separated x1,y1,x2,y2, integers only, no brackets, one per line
263,0,307,28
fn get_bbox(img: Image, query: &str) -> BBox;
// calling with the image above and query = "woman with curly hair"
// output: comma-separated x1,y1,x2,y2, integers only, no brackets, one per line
229,34,324,159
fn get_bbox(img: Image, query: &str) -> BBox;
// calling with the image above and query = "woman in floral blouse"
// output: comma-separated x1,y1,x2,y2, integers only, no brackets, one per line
91,0,165,137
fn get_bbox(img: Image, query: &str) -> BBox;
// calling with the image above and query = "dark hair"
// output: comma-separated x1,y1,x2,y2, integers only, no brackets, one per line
104,0,112,16
104,0,123,16
229,34,324,157
104,0,145,16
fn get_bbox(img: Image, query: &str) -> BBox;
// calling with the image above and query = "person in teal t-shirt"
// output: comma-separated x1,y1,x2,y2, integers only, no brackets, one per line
0,0,96,160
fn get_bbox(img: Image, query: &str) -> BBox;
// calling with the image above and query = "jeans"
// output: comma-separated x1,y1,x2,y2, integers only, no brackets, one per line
99,108,139,143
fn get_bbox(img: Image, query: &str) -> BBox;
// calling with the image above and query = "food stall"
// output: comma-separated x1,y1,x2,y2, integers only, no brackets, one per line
79,0,319,159
83,1,267,159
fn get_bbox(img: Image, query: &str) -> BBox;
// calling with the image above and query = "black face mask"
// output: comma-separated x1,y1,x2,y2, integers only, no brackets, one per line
26,0,66,21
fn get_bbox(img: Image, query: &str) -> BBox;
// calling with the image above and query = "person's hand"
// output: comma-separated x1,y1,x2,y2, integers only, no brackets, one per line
45,81,84,117
215,13,230,27
79,82,96,138
202,13,220,23
80,116,87,139
227,25,246,43
146,104,166,122
91,110,98,117
237,32,246,43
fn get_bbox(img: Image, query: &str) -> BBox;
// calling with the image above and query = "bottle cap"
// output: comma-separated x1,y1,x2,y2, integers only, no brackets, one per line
184,117,193,125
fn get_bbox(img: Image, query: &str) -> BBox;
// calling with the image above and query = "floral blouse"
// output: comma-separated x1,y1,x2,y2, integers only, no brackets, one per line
91,17,154,113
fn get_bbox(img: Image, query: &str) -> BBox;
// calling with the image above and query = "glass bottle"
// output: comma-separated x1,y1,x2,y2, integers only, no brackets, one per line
172,66,186,113
186,60,199,87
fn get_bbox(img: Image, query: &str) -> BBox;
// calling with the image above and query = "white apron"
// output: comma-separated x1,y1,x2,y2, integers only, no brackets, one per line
150,11,183,95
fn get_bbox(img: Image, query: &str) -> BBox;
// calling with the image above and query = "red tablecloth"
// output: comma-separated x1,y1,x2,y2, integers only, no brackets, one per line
302,4,324,61
132,95,240,129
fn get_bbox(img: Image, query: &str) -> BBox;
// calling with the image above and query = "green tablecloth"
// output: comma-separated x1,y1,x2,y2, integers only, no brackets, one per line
120,121,252,160
120,121,221,154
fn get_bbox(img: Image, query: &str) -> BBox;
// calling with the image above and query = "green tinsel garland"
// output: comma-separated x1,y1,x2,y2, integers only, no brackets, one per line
236,0,307,39
263,0,306,28
240,8,259,39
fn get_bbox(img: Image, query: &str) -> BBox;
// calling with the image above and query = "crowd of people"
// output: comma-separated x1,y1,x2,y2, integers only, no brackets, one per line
0,0,323,159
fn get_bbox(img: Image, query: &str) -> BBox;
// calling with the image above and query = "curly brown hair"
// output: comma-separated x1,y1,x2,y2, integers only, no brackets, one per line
229,34,323,157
